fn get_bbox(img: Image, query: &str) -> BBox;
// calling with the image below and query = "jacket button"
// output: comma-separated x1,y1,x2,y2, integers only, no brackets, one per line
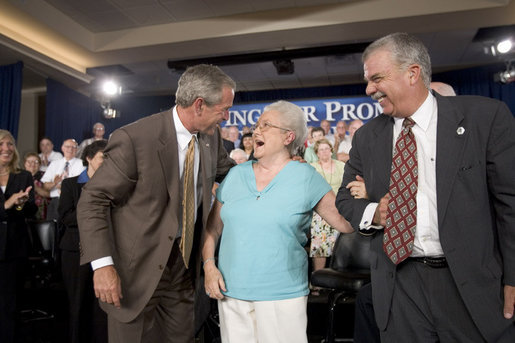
168,236,173,241
159,264,164,270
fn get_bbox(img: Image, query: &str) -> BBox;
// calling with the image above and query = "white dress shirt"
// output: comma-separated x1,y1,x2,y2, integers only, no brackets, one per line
41,157,85,198
39,150,63,172
360,92,444,257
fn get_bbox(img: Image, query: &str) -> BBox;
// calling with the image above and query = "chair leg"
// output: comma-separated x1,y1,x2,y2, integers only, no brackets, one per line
324,291,347,343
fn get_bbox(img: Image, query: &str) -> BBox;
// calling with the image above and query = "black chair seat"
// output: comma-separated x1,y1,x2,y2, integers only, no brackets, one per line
310,231,372,343
311,268,370,291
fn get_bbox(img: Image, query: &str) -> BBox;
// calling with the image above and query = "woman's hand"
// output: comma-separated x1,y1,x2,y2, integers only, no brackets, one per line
346,175,369,199
4,186,32,210
203,262,226,300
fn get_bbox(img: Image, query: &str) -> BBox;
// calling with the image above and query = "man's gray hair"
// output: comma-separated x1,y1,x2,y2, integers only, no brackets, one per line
363,32,432,89
175,64,236,107
263,100,307,156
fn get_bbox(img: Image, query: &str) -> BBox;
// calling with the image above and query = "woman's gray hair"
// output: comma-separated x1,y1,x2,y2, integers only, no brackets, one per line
175,64,236,107
263,100,307,156
362,32,432,89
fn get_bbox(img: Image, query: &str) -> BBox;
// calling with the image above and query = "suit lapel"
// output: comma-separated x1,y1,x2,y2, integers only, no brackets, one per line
435,94,465,227
370,116,394,197
157,110,180,210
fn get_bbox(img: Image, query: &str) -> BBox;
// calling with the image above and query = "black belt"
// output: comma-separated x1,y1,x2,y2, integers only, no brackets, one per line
407,256,448,268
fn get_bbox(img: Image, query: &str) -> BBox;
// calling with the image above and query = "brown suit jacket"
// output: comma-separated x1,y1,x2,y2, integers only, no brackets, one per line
77,109,234,322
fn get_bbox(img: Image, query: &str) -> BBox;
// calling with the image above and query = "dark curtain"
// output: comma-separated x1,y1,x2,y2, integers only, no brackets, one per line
0,62,23,139
45,78,174,148
43,63,514,144
46,79,110,148
432,63,515,114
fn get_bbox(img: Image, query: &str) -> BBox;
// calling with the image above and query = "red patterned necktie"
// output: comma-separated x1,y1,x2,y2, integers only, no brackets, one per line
383,117,418,264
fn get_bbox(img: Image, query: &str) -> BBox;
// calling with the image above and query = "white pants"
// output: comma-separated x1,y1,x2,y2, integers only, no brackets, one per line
218,296,308,343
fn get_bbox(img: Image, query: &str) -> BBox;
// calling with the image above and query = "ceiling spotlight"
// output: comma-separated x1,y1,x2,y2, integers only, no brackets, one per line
102,80,122,96
273,59,294,75
496,39,513,54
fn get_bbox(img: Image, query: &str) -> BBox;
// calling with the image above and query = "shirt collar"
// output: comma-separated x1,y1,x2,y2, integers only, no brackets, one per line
393,91,435,132
173,106,197,151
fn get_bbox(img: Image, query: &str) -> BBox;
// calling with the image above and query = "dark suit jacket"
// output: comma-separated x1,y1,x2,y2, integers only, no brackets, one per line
77,109,235,323
0,170,37,261
336,93,515,341
58,175,83,252
223,138,234,153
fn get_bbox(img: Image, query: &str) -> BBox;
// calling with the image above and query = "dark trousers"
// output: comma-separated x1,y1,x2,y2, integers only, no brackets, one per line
107,241,195,343
354,282,380,343
381,260,485,343
61,249,107,343
0,259,25,343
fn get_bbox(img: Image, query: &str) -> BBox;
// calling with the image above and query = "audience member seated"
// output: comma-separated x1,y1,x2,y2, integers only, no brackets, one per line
309,139,346,284
239,132,255,160
41,139,85,220
337,119,363,162
303,127,325,163
38,137,62,172
0,129,37,343
320,119,335,145
229,148,248,165
332,120,348,153
23,152,50,220
58,140,108,343
304,126,314,148
201,100,353,343
227,126,240,149
221,127,235,153
76,122,106,158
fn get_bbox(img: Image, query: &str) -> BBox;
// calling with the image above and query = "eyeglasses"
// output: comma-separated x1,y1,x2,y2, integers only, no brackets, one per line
25,160,40,165
251,121,291,132
94,127,105,131
63,145,77,149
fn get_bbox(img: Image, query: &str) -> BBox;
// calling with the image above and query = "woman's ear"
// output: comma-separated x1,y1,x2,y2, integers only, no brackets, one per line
284,131,296,146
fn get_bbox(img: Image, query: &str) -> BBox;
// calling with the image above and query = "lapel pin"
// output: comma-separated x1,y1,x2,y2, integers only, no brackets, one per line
456,127,465,135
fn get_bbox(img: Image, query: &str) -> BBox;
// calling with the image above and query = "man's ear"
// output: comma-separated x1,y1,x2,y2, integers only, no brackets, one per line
193,97,204,115
408,64,421,85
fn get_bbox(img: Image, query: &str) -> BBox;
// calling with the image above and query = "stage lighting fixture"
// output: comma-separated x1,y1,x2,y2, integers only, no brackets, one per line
494,60,515,84
497,39,513,54
102,80,122,96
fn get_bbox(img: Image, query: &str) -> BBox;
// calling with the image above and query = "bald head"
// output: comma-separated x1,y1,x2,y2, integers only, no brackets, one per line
430,82,456,96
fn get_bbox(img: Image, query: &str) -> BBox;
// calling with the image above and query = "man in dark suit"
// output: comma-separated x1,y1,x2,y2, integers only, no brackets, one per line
336,32,515,342
77,64,236,342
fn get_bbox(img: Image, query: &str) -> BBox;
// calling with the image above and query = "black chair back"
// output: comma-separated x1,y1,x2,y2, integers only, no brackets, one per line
330,231,371,274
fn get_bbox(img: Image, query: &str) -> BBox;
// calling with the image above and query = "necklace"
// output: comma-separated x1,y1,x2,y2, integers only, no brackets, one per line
319,160,333,186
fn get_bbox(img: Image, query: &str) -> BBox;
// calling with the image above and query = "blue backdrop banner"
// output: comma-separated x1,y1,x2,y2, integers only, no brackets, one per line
223,96,381,131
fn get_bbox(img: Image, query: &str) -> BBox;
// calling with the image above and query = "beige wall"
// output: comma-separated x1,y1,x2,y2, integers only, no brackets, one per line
17,91,40,161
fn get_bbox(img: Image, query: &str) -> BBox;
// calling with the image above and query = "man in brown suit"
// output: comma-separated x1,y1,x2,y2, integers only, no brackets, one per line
77,64,236,342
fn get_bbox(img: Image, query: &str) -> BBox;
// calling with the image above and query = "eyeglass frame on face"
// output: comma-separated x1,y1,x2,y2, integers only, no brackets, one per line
251,120,291,132
25,159,40,165
63,145,78,149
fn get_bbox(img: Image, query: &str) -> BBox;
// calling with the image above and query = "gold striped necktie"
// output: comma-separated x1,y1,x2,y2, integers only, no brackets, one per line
180,136,196,268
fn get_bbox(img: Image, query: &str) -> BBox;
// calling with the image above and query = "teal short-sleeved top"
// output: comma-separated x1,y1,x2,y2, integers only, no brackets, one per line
216,160,331,301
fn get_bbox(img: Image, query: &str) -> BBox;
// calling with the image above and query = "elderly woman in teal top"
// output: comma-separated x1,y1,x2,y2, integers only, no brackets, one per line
201,100,354,343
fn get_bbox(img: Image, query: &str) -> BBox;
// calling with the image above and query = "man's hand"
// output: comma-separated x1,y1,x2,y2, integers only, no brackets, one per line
503,285,515,319
373,194,390,226
346,175,368,199
93,265,123,309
